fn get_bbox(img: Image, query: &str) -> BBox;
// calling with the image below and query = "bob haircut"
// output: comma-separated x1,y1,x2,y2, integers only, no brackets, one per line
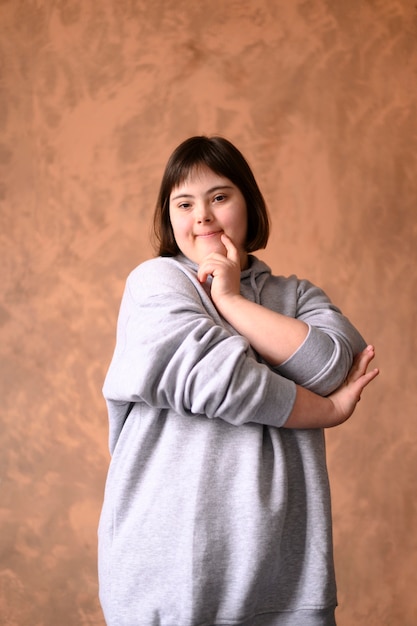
153,136,270,256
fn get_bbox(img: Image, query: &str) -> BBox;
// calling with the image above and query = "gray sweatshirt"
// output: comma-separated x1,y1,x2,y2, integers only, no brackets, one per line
98,254,366,626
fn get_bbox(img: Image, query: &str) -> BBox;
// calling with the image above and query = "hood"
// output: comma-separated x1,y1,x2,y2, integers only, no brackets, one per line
240,256,272,303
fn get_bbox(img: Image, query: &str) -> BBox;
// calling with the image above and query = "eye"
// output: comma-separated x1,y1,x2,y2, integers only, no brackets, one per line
213,194,226,203
178,201,191,210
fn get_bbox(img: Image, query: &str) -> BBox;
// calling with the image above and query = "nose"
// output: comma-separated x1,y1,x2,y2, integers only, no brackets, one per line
195,201,213,224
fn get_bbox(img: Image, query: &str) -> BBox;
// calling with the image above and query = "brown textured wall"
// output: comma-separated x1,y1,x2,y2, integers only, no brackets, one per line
0,1,416,624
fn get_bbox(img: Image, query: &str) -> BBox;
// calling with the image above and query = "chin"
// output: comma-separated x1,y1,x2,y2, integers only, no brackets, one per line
204,241,227,258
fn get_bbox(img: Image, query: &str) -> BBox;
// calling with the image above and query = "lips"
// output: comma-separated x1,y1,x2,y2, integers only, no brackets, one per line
195,230,223,238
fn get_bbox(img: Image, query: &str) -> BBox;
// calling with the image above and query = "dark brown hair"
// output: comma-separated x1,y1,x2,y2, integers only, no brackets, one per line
153,136,270,256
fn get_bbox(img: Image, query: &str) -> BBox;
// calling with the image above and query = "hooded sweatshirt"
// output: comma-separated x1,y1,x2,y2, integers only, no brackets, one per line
98,254,366,626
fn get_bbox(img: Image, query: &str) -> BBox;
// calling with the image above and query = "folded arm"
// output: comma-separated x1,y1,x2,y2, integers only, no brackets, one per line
198,235,309,365
103,259,297,432
198,234,366,395
104,257,378,441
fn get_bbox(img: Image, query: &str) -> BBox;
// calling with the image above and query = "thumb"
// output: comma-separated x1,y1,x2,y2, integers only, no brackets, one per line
220,234,240,263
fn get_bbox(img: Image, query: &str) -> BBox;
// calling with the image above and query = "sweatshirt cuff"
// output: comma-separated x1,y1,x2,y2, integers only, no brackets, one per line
251,373,297,428
276,325,336,390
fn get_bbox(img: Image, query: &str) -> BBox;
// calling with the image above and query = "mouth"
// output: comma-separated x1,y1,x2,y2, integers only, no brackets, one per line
195,230,223,239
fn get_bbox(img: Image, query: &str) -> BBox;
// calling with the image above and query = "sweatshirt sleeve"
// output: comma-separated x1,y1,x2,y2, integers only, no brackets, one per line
103,259,296,432
275,277,367,395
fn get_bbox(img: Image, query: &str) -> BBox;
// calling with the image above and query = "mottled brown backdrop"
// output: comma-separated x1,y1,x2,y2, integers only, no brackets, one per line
1,0,416,625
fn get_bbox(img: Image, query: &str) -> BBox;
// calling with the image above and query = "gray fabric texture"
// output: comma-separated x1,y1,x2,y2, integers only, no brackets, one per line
98,254,366,626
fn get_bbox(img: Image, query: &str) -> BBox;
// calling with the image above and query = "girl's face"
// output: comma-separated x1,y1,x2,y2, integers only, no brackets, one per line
169,166,248,268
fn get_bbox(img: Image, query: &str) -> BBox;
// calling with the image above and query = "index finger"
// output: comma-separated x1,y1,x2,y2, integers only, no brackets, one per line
220,234,239,263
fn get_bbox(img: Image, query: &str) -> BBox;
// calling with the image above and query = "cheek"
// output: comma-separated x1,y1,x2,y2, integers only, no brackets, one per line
169,212,179,232
170,216,189,242
230,214,247,243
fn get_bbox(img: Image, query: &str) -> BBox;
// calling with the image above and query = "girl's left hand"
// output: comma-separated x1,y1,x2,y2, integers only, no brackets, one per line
197,234,241,306
327,345,379,425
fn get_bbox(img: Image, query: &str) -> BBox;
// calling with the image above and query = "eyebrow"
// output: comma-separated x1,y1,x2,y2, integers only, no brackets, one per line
171,185,234,201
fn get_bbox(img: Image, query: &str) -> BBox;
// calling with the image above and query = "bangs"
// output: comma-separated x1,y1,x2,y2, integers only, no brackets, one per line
165,155,227,196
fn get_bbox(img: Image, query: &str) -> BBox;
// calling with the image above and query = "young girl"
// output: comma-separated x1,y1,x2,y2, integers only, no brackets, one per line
98,136,378,626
